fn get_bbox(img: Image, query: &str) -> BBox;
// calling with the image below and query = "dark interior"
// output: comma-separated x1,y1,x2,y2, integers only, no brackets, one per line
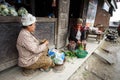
35,0,58,17
69,0,84,18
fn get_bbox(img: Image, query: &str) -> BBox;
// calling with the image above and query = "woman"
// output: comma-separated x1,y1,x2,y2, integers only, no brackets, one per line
68,18,86,50
16,13,54,75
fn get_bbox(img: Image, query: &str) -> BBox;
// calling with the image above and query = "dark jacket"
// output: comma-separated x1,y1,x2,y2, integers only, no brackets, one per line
69,27,86,43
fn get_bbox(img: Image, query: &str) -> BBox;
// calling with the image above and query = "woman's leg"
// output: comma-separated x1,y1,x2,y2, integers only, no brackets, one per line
68,41,76,51
24,47,54,70
25,55,54,70
82,40,87,50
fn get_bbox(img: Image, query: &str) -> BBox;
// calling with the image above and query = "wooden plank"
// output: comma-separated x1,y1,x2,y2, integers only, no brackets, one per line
0,16,57,23
0,16,21,23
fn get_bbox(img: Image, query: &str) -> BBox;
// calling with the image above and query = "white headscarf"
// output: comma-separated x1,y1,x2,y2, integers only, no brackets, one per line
21,13,36,26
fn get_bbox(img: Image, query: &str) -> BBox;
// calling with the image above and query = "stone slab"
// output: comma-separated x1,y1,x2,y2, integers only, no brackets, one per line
93,47,117,65
0,40,100,80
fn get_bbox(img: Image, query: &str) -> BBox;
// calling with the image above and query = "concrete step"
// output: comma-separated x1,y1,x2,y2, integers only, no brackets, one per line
0,40,100,80
93,49,117,65
93,39,119,65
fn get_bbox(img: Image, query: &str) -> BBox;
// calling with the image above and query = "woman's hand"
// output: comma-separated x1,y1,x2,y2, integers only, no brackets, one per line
44,40,49,45
77,40,81,44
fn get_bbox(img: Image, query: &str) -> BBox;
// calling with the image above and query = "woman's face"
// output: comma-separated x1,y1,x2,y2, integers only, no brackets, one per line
77,23,82,29
27,23,36,32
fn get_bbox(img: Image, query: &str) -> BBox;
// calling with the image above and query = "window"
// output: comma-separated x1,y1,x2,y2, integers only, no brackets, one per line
102,2,110,12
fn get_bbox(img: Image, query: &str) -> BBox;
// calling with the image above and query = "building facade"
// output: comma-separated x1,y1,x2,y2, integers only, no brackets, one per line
0,0,117,71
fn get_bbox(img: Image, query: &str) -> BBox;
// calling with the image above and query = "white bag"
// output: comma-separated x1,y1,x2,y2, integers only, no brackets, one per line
48,49,65,65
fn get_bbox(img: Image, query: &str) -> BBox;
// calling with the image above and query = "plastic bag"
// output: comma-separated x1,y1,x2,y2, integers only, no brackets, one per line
48,49,65,65
73,44,88,58
74,49,88,58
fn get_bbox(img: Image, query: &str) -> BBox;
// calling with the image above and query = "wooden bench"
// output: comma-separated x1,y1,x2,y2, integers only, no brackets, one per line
86,30,104,43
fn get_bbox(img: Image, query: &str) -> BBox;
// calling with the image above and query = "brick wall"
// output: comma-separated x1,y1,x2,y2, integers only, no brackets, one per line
94,0,111,29
94,7,111,28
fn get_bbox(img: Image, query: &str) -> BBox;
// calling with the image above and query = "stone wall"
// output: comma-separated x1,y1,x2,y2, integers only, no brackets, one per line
0,17,57,71
0,22,21,71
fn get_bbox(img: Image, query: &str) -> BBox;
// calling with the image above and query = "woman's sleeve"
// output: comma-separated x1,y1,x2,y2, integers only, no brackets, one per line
23,35,47,54
69,28,78,42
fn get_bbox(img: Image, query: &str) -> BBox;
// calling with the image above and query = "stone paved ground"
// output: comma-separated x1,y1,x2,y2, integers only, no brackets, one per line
69,37,120,80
